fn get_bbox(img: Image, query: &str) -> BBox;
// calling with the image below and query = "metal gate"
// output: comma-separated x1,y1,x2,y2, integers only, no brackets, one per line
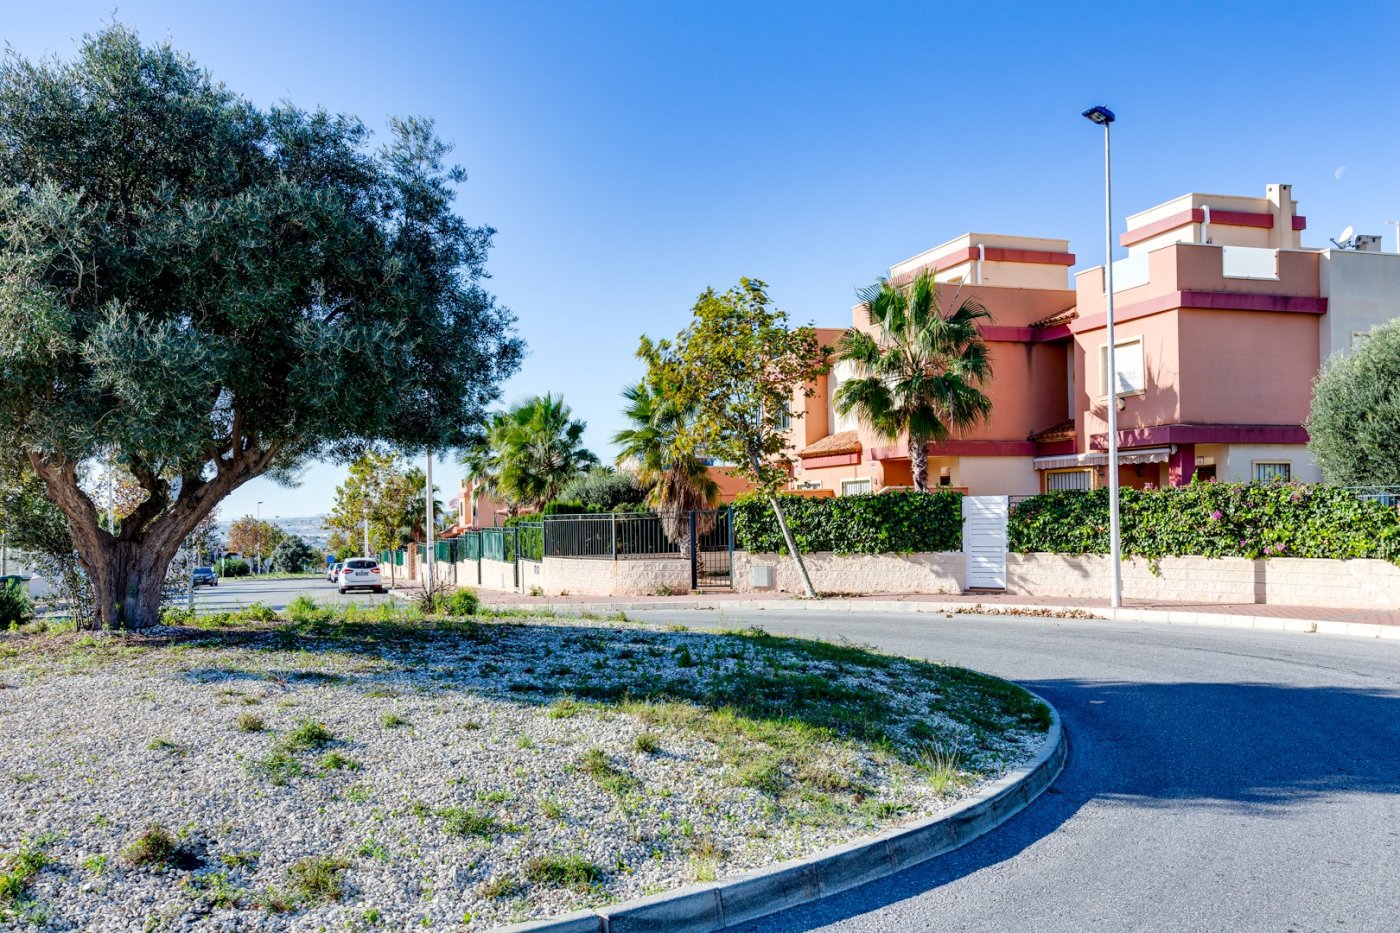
962,495,1008,590
690,508,733,589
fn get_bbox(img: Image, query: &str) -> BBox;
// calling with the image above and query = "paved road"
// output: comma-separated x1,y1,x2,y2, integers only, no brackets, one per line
620,608,1400,932
193,575,399,613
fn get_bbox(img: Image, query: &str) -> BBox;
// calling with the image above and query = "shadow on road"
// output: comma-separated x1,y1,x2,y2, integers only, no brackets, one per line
726,676,1400,932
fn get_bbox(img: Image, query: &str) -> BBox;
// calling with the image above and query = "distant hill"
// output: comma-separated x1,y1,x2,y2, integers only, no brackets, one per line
213,514,332,551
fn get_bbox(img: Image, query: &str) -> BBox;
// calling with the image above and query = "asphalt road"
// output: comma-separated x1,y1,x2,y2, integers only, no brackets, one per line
192,574,399,613
618,608,1400,932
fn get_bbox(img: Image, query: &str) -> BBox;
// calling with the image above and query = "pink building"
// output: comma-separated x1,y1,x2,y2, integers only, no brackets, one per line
787,183,1400,496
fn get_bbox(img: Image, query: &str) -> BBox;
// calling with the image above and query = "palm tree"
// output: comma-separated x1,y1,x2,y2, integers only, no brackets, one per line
465,394,598,514
833,270,993,492
613,380,720,547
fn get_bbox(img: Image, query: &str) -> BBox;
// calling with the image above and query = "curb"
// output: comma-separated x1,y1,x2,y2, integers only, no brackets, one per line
485,597,1400,642
490,691,1067,933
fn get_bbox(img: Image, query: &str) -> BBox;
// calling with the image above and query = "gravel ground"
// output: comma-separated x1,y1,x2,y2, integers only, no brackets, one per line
0,615,1046,930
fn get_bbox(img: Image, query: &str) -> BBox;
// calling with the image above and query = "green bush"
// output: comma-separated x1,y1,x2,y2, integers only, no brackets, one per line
733,491,963,555
557,468,648,513
219,558,250,578
269,536,318,574
0,578,35,628
439,588,479,617
1009,482,1400,561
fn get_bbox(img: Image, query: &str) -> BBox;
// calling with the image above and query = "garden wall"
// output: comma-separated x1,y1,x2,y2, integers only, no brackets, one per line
478,558,518,592
733,551,965,595
462,556,692,596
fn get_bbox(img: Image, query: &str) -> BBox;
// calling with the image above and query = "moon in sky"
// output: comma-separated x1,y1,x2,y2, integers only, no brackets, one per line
1334,165,1347,180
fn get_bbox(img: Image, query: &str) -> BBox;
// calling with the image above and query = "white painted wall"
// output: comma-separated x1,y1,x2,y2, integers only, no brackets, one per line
1318,248,1400,363
1217,444,1321,483
958,457,1039,496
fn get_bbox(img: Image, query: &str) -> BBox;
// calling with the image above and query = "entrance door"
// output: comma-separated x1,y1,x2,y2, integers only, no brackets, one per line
690,509,733,589
962,496,1008,590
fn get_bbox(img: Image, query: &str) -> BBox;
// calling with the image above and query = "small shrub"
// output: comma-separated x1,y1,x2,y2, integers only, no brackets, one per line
674,645,695,668
525,854,602,889
633,732,661,754
122,825,179,868
439,588,480,617
219,558,250,578
0,580,34,629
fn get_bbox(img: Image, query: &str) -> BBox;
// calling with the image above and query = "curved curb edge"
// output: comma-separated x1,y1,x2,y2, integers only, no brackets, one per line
490,690,1067,933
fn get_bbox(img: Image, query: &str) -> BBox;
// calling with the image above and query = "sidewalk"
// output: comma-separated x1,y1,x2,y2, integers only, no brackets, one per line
433,586,1400,641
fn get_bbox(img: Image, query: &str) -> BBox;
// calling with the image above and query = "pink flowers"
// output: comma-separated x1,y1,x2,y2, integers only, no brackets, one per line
1209,510,1223,521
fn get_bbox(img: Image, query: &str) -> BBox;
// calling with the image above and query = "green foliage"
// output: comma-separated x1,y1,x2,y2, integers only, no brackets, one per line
464,394,599,513
122,825,179,868
556,467,648,513
438,588,479,617
226,517,287,562
835,270,993,491
219,557,250,578
1008,483,1400,561
1306,320,1400,484
0,25,519,628
0,579,34,628
734,492,963,555
525,854,602,890
269,536,318,574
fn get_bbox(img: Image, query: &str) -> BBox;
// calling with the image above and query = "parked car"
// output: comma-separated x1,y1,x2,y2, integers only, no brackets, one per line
337,558,384,594
192,566,218,588
326,562,341,582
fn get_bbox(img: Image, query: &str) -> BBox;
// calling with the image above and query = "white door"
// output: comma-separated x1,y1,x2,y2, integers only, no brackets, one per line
962,496,1008,590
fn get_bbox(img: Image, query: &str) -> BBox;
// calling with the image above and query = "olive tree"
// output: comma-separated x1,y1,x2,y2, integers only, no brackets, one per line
1306,320,1400,485
0,27,520,628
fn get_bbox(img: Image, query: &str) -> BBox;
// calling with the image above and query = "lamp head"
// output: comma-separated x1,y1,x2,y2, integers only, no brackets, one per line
1082,105,1115,125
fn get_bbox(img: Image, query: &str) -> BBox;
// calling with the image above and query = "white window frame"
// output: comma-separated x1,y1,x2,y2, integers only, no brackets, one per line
840,478,873,497
1252,461,1291,483
1044,468,1094,492
1098,337,1145,399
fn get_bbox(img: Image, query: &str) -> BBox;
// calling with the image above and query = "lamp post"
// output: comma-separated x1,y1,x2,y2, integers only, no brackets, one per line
425,449,436,596
1083,104,1123,609
256,500,264,577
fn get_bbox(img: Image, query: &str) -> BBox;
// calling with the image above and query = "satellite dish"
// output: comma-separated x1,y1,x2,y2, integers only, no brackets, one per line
1331,225,1356,249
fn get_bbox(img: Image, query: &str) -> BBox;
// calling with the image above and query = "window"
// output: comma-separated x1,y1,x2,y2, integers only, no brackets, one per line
1045,469,1093,492
1252,462,1291,483
840,479,873,496
1098,338,1144,397
777,405,792,431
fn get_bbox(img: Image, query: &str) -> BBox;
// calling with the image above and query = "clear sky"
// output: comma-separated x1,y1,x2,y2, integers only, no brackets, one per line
7,1,1399,524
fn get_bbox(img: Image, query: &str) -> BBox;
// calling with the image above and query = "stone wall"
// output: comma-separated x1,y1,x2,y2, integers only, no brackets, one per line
477,558,518,592
540,557,691,597
733,551,964,595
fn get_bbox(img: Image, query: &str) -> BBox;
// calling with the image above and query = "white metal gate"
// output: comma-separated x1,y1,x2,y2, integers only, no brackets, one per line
962,495,1008,590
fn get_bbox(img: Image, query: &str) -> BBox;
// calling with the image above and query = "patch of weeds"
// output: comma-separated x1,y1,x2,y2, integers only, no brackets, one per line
525,854,602,890
381,713,410,729
80,854,109,876
859,799,905,821
478,790,510,804
0,837,53,910
146,737,182,754
915,745,964,795
580,748,640,797
731,754,787,796
691,837,728,860
478,875,518,898
319,751,361,772
285,855,351,905
547,696,584,719
674,645,695,668
346,784,372,804
795,763,863,794
541,798,565,821
633,732,661,754
183,870,246,908
280,719,336,751
123,825,193,870
235,713,265,733
250,750,303,785
360,906,383,925
439,807,502,839
692,857,718,882
218,852,258,869
459,719,482,731
364,687,400,699
516,735,534,750
356,839,389,860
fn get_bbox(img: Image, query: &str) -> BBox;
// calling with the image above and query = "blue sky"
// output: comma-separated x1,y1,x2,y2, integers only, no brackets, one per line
8,1,1399,524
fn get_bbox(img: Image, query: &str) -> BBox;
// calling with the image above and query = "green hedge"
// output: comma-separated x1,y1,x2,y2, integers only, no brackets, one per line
1009,483,1400,561
734,491,963,555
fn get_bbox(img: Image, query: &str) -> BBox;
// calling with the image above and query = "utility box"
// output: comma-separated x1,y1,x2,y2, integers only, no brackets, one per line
750,564,774,590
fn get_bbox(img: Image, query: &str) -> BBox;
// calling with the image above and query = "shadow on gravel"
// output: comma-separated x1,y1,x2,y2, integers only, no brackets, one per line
725,676,1400,932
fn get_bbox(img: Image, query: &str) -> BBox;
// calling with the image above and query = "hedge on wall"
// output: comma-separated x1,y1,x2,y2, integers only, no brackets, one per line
734,491,963,555
1009,482,1400,561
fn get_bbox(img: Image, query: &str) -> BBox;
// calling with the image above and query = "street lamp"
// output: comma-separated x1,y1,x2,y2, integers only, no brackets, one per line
256,500,264,577
425,449,437,596
1083,104,1123,609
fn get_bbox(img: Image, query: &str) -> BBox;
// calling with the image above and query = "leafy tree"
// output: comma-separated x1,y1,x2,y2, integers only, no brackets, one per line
641,278,825,597
557,466,649,513
391,468,445,548
613,379,719,546
834,270,993,492
464,394,598,513
226,516,286,564
269,536,318,574
326,452,419,554
0,26,520,628
1306,321,1400,485
0,458,97,627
